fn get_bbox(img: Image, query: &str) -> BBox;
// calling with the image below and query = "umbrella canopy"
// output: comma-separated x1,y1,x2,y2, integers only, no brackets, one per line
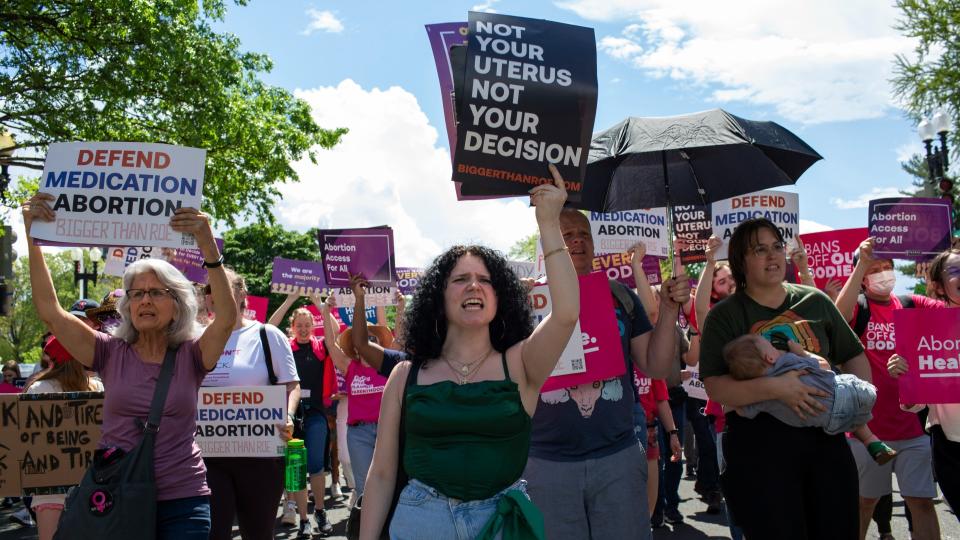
576,109,822,211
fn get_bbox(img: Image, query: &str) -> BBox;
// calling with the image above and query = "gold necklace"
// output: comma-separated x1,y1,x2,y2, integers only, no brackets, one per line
445,347,492,375
443,348,492,385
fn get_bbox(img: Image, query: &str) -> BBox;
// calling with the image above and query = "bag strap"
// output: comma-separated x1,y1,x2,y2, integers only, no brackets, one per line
897,294,915,309
260,325,279,385
143,347,178,434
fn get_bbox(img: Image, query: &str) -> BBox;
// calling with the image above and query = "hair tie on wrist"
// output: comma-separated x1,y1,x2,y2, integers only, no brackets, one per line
202,254,224,269
543,246,569,260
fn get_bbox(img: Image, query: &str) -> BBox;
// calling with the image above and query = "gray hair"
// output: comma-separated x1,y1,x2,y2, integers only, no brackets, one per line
114,259,201,346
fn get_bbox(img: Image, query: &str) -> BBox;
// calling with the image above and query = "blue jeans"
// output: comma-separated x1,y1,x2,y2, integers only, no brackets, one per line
390,479,528,540
686,397,719,492
825,374,876,434
303,411,328,474
157,495,210,540
347,422,377,496
655,397,685,516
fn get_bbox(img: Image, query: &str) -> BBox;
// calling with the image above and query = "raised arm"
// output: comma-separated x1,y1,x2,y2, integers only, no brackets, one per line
321,297,351,374
171,208,237,369
519,165,580,391
835,237,874,322
695,236,722,327
790,242,815,287
628,242,658,322
22,193,97,367
268,293,299,326
349,275,387,371
393,291,407,346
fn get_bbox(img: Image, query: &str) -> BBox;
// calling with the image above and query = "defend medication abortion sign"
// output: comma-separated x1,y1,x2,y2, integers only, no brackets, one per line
894,309,960,404
711,190,799,260
32,142,205,248
798,228,868,289
195,386,287,458
868,198,952,260
453,12,597,198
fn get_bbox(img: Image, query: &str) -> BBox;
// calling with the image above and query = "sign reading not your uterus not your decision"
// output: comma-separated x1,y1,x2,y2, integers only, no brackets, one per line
452,12,597,198
31,142,205,248
868,197,952,260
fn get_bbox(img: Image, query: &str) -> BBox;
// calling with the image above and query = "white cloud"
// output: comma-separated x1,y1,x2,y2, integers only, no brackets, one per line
282,80,538,267
895,140,923,164
558,0,915,124
830,187,906,209
471,0,501,13
301,8,344,35
799,219,833,234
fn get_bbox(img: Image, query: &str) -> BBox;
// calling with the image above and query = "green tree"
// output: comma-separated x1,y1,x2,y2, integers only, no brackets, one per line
0,251,117,363
0,0,345,223
508,233,538,262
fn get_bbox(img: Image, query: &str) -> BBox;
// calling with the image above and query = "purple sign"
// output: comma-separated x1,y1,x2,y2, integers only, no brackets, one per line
270,257,327,295
170,238,224,283
868,197,952,260
591,253,662,288
395,267,423,295
318,227,396,287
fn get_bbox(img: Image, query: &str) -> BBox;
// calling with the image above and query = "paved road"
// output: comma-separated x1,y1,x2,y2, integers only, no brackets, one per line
2,473,956,539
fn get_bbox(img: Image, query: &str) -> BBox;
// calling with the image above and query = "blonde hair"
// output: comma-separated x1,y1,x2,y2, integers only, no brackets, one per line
287,308,315,338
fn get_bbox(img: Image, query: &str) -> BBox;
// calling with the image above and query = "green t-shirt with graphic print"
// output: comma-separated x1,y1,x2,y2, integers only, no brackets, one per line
699,283,864,380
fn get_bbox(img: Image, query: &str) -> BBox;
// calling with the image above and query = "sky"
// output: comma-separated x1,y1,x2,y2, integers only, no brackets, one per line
11,0,939,289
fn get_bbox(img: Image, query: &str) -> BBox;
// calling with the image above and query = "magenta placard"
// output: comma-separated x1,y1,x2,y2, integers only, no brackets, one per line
244,295,268,323
541,272,627,392
590,252,662,288
894,308,960,404
799,228,868,290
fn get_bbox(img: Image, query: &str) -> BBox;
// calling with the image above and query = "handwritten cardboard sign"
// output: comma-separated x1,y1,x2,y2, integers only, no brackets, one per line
453,12,597,199
711,190,799,260
32,142,205,248
194,386,288,458
869,198,952,260
0,392,104,497
894,308,960,404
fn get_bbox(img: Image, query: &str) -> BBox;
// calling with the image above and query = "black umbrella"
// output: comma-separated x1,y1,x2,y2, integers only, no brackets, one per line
576,108,822,212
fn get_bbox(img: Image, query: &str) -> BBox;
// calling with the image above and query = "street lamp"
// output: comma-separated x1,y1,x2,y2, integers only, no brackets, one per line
71,247,102,299
0,132,14,203
918,107,953,201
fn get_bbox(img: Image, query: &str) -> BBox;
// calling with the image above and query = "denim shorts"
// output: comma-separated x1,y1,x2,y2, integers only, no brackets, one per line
302,411,328,474
824,374,876,435
389,478,528,540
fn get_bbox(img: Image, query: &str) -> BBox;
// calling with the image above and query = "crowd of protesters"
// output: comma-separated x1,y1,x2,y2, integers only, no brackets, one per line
5,164,958,540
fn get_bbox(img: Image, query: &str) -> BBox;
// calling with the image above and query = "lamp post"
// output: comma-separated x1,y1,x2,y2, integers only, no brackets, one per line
0,132,14,203
71,247,102,299
918,107,953,200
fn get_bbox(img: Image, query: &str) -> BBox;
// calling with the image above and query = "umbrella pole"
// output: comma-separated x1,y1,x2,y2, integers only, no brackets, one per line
661,150,680,280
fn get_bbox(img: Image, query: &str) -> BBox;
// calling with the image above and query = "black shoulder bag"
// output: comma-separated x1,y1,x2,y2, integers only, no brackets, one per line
54,346,178,540
346,359,418,540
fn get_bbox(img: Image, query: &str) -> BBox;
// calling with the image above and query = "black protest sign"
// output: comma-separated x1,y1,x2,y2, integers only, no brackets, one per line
0,392,104,497
452,12,597,199
673,205,712,264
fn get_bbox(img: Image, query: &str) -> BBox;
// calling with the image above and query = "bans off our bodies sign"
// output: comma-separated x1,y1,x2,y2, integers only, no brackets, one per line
453,12,597,198
31,142,205,248
798,228,868,289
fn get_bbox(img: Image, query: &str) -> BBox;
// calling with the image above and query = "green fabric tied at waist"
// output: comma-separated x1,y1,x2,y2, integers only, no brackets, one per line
475,489,545,540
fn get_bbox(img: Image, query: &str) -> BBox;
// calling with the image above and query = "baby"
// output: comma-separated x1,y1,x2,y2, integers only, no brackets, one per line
723,333,896,464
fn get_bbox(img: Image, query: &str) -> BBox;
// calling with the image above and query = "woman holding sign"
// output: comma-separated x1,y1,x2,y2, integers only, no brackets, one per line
23,192,237,539
888,246,960,521
699,217,872,540
360,166,579,540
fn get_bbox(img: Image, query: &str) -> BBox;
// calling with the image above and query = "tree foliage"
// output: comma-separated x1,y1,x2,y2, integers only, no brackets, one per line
0,0,346,223
508,234,537,262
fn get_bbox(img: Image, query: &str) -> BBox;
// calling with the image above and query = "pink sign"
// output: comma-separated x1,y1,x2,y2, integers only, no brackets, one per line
541,272,627,392
244,295,268,323
799,228,868,289
306,304,347,336
894,308,960,404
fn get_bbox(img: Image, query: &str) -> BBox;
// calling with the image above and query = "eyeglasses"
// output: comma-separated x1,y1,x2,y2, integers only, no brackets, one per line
749,241,787,258
126,288,173,302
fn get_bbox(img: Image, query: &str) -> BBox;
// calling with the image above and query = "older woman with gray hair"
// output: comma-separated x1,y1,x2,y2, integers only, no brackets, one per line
23,192,237,539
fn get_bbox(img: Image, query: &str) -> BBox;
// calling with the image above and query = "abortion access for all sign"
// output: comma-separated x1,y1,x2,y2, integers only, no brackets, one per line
894,308,960,404
798,228,868,289
453,12,597,198
31,142,205,248
318,227,396,288
868,198,952,260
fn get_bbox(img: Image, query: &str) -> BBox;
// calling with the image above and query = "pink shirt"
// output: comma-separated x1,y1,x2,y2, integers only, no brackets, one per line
853,294,944,441
93,333,210,501
346,360,386,425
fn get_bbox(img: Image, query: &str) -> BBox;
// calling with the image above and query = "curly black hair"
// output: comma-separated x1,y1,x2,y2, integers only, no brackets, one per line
403,245,533,363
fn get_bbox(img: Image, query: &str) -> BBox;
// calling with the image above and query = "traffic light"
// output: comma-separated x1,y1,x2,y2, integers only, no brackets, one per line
0,225,16,317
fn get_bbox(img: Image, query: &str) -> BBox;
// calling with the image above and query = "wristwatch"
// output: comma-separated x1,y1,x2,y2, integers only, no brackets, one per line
668,429,679,437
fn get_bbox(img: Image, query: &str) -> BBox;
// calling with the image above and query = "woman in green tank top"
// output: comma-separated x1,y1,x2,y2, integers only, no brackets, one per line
359,167,581,540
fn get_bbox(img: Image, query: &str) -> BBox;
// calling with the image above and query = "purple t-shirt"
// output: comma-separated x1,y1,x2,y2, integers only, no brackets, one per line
93,333,210,501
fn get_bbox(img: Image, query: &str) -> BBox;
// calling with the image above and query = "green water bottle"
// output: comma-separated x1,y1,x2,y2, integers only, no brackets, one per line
285,439,307,491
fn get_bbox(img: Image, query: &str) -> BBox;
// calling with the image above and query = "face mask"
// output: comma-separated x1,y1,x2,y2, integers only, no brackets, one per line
866,270,896,296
